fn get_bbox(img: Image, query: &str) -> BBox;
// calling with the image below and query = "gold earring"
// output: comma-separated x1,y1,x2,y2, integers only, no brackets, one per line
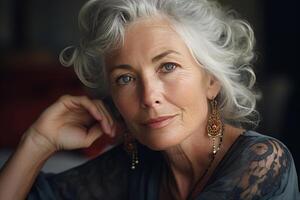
124,132,139,170
207,98,224,155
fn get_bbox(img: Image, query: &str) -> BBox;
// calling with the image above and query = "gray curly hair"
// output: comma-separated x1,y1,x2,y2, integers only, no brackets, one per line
60,0,260,127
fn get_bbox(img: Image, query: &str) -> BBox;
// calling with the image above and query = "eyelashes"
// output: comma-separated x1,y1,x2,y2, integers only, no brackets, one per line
115,74,135,85
113,62,180,86
159,62,178,73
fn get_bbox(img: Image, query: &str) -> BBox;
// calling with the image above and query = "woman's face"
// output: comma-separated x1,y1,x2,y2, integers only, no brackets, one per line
106,18,220,150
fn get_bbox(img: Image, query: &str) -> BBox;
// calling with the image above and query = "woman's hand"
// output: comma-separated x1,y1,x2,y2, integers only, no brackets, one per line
23,95,118,154
0,95,120,200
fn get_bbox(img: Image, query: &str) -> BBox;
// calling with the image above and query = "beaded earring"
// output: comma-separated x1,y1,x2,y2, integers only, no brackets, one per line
186,99,225,198
124,132,139,170
207,98,224,155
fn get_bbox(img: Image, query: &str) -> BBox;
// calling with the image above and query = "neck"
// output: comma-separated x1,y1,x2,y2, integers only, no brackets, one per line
162,126,213,199
162,124,242,199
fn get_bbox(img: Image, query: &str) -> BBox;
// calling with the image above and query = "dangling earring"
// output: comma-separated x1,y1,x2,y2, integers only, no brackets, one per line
207,98,224,155
187,100,224,195
124,132,139,170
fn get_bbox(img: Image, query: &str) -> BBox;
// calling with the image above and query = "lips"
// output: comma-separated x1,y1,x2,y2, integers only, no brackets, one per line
142,115,177,129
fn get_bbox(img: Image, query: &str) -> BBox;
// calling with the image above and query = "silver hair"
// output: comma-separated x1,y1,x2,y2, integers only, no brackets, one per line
60,0,260,127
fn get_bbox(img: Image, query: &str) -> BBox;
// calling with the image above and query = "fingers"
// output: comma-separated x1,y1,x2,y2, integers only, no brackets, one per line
93,100,115,137
59,95,114,137
94,100,113,127
83,124,103,147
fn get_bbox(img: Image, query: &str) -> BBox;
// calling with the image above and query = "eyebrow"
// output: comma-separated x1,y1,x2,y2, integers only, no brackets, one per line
151,50,181,62
109,50,180,73
108,64,133,74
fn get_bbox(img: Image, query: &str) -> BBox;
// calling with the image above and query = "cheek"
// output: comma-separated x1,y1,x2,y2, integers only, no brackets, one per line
165,71,207,106
164,72,209,124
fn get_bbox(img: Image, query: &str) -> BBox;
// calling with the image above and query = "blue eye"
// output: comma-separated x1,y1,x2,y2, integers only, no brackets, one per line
161,63,177,73
116,74,134,85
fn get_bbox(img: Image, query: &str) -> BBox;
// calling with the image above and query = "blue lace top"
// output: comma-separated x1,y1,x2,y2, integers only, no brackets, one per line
28,131,300,200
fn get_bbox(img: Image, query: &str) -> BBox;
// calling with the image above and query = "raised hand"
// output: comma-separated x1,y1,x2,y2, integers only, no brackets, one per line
24,95,119,154
0,95,123,200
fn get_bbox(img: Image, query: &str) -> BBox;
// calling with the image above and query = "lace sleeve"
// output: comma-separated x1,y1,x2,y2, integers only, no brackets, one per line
197,133,300,200
231,138,291,200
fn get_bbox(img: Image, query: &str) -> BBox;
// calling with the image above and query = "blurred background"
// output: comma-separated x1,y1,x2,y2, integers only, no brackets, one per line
0,0,299,184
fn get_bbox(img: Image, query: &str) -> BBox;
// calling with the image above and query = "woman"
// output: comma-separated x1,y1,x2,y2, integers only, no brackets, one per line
0,0,299,199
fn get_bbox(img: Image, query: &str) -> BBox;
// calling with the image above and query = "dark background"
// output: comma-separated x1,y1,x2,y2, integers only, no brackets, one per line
0,0,299,182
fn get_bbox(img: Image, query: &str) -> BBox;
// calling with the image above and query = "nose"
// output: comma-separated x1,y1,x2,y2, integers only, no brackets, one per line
139,77,162,108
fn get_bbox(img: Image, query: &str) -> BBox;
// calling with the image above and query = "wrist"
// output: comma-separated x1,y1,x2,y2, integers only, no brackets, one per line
0,128,56,200
19,128,57,160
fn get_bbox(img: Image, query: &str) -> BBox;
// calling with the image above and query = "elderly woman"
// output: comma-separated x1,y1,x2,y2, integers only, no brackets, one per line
0,0,299,199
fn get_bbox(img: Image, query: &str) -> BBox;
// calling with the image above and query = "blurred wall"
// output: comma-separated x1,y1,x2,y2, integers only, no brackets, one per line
0,0,86,53
0,0,114,157
263,0,300,180
0,0,88,135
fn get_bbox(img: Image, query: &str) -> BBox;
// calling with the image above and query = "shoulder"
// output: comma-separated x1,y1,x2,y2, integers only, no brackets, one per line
240,131,292,175
215,130,294,176
239,131,292,166
203,131,299,200
226,131,296,199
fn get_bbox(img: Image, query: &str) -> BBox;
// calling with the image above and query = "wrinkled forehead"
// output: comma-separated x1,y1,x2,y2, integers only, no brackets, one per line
104,17,187,66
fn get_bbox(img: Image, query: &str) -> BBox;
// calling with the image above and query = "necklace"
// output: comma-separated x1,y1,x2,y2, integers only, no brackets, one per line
187,129,224,200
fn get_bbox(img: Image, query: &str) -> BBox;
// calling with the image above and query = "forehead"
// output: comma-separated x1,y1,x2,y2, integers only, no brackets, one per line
105,17,190,65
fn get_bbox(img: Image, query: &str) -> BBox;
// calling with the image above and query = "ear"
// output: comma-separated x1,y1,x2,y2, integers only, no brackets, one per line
205,74,221,100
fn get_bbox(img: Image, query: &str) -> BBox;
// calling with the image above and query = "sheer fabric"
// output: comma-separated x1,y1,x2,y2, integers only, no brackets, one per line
28,131,300,200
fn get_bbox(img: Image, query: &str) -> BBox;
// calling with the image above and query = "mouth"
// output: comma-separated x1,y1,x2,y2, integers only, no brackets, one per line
142,115,177,129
